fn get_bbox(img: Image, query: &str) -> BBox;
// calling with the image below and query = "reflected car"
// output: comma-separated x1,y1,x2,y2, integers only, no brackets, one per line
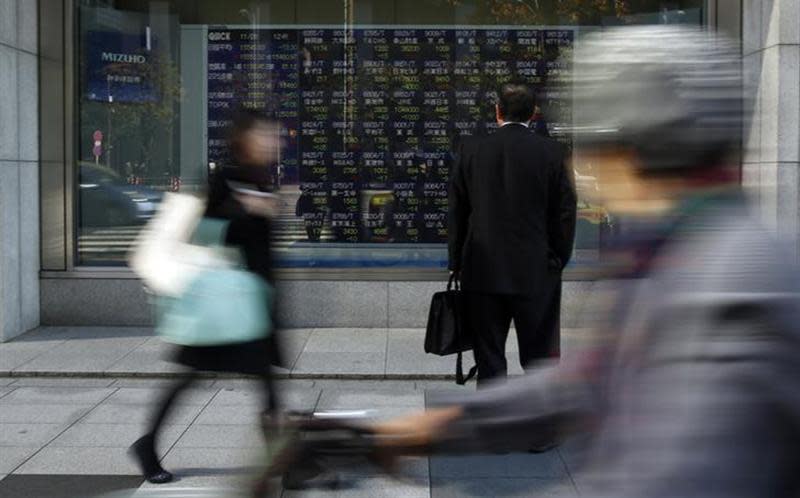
79,162,164,227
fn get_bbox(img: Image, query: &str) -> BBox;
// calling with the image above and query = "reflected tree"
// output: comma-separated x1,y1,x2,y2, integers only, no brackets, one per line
437,0,662,25
109,54,182,180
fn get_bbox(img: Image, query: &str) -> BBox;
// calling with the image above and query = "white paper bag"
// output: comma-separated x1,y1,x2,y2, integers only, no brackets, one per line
128,193,222,297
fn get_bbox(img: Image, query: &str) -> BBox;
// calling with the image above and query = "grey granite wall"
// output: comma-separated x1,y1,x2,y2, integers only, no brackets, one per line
40,278,594,329
0,0,39,341
743,0,800,258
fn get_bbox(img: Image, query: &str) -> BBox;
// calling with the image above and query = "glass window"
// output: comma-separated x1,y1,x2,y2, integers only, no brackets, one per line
75,0,705,268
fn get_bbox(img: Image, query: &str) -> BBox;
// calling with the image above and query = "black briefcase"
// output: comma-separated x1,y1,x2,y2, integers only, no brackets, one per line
424,275,478,385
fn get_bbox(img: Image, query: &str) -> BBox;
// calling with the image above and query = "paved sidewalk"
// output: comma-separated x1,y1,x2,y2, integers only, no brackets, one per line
0,378,584,497
0,328,590,496
0,327,589,380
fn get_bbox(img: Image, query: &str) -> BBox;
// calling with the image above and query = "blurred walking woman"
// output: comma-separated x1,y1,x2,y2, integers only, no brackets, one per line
130,110,284,484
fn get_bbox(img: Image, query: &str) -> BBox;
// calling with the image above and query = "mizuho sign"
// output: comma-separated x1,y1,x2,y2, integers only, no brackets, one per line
101,52,147,64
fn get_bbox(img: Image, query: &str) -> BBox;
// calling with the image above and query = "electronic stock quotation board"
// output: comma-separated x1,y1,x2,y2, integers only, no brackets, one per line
207,27,574,244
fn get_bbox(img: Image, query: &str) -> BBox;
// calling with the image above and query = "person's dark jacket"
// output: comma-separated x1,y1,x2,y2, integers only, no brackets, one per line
205,167,275,283
448,123,576,295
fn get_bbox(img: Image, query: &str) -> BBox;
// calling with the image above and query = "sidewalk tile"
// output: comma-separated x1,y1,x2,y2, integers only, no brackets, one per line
386,329,425,345
139,475,279,496
13,446,139,474
387,350,459,376
192,405,263,425
49,423,185,448
0,475,145,497
207,386,319,411
278,328,313,367
0,341,63,371
430,453,567,479
112,378,215,388
8,328,77,341
107,361,183,375
213,379,315,391
104,387,217,406
415,380,476,392
106,337,182,374
160,447,264,472
195,399,326,425
18,327,151,341
383,328,430,352
81,403,203,425
13,336,149,373
8,378,116,388
208,389,268,407
430,477,577,498
277,386,322,411
335,456,429,479
0,423,64,447
313,380,417,392
386,330,469,376
317,390,424,409
173,424,264,449
282,476,430,498
0,447,37,473
211,385,315,407
0,404,92,424
277,378,317,390
1,387,115,405
292,352,385,376
303,329,387,353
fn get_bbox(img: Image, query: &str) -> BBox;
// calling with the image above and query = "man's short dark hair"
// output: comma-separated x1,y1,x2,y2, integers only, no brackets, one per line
497,83,535,122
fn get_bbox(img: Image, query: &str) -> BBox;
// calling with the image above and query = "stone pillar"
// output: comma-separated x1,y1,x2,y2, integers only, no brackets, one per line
743,0,800,258
0,0,39,341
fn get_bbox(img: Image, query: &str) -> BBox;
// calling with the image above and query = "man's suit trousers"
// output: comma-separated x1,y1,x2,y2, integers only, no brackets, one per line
464,280,559,385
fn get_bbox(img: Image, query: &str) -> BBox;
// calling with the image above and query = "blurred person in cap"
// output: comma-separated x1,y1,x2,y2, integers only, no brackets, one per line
130,109,285,484
278,26,800,498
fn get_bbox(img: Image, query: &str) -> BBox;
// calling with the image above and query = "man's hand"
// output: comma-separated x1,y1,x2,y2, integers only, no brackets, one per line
370,407,464,450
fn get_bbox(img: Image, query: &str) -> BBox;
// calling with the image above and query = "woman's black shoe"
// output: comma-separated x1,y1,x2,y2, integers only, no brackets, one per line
142,470,173,484
129,435,174,484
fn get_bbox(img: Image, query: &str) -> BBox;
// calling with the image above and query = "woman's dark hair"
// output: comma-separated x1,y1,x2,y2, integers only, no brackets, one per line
228,108,271,163
206,109,275,215
497,82,535,123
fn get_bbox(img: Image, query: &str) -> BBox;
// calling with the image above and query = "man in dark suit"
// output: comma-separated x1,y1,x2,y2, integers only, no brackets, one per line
449,82,576,384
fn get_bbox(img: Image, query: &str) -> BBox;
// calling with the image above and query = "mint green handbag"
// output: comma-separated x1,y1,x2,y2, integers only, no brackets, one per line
154,218,274,346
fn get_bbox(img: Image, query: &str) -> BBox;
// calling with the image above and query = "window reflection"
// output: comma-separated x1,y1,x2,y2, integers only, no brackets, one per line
75,0,704,267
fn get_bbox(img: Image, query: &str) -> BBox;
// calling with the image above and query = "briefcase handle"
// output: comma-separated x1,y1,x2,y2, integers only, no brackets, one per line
447,272,461,292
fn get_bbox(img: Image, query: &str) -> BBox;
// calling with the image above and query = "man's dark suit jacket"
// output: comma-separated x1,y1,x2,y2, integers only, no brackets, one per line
448,123,577,296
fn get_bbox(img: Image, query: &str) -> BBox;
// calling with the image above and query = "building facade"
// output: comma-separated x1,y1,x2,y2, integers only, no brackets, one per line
0,0,790,341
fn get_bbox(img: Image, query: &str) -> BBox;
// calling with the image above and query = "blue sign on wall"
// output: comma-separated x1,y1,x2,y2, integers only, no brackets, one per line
85,30,157,103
